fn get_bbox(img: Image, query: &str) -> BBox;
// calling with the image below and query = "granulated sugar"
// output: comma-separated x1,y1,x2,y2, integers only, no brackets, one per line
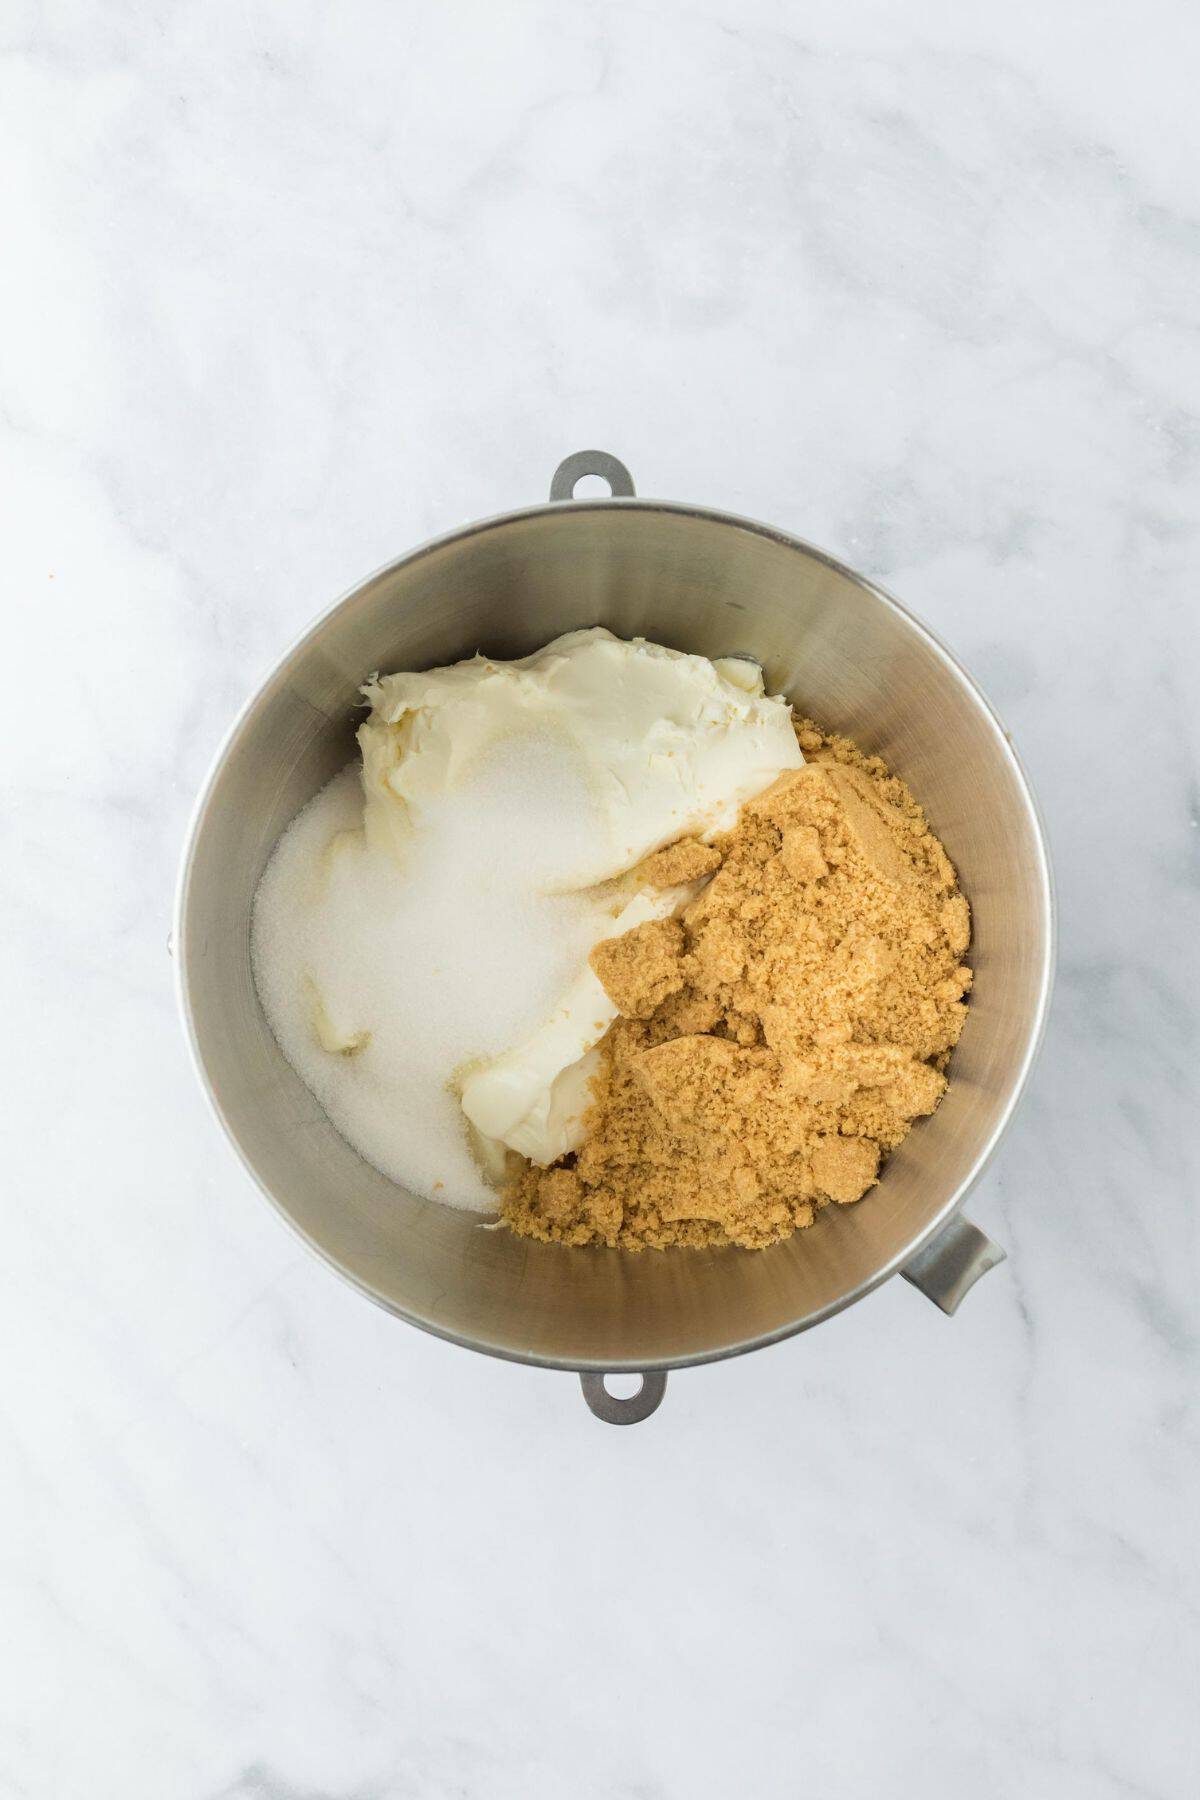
251,738,609,1209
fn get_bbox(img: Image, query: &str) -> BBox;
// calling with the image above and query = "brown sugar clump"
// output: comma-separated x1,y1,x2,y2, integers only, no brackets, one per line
589,918,685,1019
638,838,723,887
502,718,972,1252
810,1134,880,1204
941,895,971,956
779,824,829,883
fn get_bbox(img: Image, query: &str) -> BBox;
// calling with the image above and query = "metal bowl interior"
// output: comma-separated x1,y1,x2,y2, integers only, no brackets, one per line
178,500,1052,1370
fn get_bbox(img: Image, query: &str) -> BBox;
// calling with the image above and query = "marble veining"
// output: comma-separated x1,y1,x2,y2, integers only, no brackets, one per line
1,2,1197,1795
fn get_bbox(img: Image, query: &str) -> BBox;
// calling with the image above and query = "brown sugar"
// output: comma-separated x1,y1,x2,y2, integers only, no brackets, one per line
637,837,724,887
778,824,829,883
502,718,971,1251
588,918,686,1020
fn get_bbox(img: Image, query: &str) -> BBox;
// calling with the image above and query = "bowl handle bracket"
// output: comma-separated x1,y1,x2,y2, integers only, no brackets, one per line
901,1213,1006,1315
579,1370,667,1424
550,450,637,502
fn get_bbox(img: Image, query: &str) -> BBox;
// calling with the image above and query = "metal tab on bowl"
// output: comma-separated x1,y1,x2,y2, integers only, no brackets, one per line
901,1213,1006,1315
579,1370,667,1424
550,449,636,502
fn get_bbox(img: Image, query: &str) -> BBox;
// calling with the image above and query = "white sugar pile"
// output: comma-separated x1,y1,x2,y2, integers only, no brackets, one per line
250,736,608,1208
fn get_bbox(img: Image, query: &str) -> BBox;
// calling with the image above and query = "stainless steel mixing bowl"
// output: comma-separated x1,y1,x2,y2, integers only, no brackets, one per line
177,451,1054,1423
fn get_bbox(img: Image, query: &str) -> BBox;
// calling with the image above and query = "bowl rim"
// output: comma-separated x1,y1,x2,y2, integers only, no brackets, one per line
175,494,1057,1373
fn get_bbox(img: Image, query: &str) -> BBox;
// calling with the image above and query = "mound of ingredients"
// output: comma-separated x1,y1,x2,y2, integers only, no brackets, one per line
252,629,970,1251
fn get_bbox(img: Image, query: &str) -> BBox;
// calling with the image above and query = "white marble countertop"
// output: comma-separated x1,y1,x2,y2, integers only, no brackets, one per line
3,3,1197,1795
